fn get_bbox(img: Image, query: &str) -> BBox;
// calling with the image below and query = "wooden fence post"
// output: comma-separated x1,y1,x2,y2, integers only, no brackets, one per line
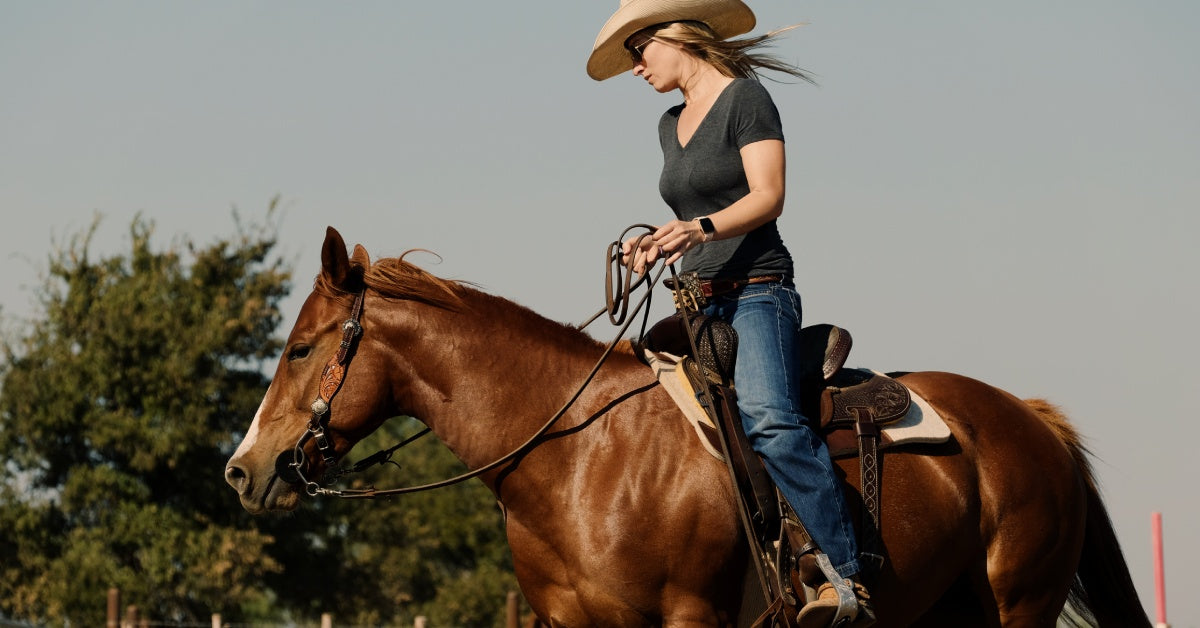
506,591,520,628
320,612,332,628
211,613,222,628
106,588,120,628
414,616,427,628
122,604,138,628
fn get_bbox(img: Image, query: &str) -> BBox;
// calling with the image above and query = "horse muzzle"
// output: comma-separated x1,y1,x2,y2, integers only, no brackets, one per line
225,452,304,514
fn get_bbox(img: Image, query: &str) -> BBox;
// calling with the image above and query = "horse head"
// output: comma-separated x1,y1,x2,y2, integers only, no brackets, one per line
225,227,401,513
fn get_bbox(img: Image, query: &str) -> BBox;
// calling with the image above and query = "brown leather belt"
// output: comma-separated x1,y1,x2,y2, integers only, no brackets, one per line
664,274,783,299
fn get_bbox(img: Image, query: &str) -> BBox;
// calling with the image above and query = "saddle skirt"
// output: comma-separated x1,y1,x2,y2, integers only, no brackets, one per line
645,350,952,460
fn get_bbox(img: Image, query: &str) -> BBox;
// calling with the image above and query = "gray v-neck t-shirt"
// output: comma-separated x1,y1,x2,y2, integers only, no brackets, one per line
657,78,793,281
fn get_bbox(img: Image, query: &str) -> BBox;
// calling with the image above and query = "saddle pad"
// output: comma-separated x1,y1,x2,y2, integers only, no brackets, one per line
646,350,725,460
825,370,953,458
644,351,952,462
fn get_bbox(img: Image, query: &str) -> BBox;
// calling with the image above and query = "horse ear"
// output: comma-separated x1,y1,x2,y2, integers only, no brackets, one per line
321,226,352,288
350,244,371,269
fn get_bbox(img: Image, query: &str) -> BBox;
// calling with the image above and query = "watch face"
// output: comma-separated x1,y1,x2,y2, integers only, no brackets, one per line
699,217,715,234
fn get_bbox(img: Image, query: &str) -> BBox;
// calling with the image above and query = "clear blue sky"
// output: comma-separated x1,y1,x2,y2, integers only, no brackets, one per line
2,1,1197,624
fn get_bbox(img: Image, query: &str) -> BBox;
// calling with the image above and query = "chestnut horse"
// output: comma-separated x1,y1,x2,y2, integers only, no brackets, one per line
225,228,1148,627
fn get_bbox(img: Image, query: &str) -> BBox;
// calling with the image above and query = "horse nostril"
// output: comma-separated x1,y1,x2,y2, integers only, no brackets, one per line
225,464,248,493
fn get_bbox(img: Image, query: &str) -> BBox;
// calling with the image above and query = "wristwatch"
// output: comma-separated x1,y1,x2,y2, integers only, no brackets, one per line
695,216,716,242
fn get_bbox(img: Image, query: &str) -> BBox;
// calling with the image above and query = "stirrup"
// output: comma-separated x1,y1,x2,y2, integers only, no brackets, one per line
815,553,858,625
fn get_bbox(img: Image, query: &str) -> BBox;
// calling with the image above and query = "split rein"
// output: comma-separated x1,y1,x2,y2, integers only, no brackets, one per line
288,225,672,500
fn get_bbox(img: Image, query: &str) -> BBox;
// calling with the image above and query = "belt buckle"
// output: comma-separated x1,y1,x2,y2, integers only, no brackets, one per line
670,271,707,312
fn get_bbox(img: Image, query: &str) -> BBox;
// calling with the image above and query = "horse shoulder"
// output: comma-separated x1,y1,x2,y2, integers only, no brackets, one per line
507,361,742,623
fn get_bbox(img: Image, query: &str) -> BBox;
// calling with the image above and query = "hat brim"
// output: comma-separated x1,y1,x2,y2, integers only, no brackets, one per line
587,0,756,81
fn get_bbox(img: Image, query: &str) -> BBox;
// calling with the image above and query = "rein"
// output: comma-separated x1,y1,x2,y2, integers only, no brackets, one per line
290,225,670,499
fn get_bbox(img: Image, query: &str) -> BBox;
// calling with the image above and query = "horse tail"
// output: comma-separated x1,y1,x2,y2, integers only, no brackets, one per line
1024,399,1151,627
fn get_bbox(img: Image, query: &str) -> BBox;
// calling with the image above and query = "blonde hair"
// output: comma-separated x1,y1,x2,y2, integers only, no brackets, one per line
643,21,815,84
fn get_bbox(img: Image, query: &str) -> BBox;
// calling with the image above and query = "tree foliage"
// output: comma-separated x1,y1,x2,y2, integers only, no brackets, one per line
0,212,518,626
0,213,289,624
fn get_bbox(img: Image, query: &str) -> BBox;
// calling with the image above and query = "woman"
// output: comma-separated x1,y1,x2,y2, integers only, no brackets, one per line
588,1,872,624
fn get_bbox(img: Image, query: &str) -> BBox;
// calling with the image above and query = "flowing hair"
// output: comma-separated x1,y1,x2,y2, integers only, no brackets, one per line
642,21,816,84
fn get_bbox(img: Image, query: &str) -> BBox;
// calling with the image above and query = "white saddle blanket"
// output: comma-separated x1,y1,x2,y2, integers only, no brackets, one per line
645,350,952,461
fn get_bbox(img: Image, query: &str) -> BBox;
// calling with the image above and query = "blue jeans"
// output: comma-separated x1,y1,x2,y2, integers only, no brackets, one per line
703,281,861,578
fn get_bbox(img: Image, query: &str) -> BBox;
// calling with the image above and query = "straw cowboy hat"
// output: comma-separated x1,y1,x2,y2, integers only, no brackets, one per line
587,0,756,81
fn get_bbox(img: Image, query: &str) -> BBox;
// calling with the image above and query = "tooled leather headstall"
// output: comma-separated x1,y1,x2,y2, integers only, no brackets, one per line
289,289,365,494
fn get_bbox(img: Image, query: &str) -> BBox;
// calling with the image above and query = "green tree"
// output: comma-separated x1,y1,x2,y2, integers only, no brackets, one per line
1,211,522,627
0,213,289,624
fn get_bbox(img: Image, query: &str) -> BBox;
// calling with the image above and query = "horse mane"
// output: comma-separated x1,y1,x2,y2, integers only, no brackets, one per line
312,250,608,351
313,251,468,311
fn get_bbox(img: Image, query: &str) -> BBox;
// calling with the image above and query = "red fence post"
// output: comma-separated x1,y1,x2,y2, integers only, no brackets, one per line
1152,511,1169,628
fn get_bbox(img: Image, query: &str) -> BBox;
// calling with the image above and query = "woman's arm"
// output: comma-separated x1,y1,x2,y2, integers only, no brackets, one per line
622,138,786,272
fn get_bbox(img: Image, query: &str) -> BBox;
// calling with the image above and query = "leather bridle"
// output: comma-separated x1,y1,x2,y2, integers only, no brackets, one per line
287,289,365,496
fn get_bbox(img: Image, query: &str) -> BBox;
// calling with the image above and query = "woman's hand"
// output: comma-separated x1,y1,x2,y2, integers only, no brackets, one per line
651,219,704,266
619,232,658,275
619,219,705,274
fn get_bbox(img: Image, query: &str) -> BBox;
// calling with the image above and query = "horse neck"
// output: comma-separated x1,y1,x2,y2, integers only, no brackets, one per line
377,290,633,471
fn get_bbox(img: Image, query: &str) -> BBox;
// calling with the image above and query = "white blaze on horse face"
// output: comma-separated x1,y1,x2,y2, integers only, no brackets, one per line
233,384,273,459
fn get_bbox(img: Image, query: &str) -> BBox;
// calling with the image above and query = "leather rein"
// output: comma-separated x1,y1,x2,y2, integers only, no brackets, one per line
288,225,667,499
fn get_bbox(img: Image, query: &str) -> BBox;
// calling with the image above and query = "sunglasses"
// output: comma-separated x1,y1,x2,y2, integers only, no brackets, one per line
627,36,654,64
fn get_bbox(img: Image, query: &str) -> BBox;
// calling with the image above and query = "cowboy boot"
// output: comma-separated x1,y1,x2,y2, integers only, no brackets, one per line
793,552,875,628
795,578,874,628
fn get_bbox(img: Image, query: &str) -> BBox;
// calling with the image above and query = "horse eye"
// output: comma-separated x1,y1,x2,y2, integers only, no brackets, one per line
287,344,312,362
